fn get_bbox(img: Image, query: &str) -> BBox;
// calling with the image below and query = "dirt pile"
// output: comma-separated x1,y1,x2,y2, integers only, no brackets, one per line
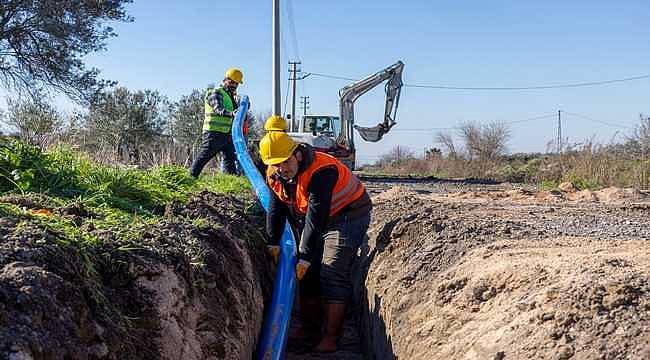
0,191,271,359
441,184,649,205
364,186,650,359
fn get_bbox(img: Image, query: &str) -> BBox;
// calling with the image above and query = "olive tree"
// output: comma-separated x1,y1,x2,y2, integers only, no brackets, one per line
170,89,203,150
2,96,63,147
83,87,168,163
0,0,132,101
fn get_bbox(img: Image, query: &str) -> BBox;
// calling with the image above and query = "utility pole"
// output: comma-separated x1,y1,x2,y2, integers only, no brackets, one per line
288,61,301,131
299,96,310,116
557,110,562,154
272,0,281,115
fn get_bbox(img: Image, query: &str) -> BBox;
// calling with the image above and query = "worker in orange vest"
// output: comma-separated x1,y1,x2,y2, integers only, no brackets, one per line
259,130,372,353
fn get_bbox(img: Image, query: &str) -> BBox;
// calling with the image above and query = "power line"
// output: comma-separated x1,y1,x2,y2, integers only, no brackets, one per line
305,71,650,91
406,74,650,90
390,113,557,132
307,72,357,81
563,111,635,130
285,0,301,61
503,113,557,124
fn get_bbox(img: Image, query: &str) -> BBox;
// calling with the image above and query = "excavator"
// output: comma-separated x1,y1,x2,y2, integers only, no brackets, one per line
286,61,405,169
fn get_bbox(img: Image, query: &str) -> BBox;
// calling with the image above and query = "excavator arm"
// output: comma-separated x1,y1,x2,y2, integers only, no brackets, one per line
338,61,404,147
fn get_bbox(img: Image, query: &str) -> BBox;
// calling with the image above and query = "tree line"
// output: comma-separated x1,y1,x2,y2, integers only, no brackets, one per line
369,116,650,189
0,88,264,167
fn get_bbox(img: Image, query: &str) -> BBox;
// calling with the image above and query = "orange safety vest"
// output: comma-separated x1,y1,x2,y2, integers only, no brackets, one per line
267,151,365,216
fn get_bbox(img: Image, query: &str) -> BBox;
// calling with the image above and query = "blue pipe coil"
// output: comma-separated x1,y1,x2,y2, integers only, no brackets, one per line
231,96,297,360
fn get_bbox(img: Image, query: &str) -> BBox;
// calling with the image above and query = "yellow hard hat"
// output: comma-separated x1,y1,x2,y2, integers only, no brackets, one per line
225,68,244,84
259,131,298,165
264,115,288,131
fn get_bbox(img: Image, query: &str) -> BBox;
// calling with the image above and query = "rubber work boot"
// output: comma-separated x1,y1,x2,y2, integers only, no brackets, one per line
291,295,321,344
314,302,346,353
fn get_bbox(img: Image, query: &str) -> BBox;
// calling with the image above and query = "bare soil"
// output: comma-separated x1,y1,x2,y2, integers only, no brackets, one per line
363,182,650,359
0,191,272,360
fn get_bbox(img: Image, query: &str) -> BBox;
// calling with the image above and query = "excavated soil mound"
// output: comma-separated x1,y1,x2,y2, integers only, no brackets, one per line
364,187,650,359
441,185,648,205
0,191,272,360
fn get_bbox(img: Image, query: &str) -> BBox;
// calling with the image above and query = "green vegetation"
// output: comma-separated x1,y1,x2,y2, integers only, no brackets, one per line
0,137,249,203
0,137,251,246
539,180,559,190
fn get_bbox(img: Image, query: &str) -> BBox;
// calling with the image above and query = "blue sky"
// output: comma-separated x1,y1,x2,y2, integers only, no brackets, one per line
81,0,649,164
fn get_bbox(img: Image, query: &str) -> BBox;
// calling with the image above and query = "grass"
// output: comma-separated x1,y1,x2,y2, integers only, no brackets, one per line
0,137,249,202
0,137,252,247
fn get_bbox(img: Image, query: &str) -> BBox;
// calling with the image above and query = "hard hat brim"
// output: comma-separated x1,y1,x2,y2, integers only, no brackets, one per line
262,155,291,166
261,142,298,166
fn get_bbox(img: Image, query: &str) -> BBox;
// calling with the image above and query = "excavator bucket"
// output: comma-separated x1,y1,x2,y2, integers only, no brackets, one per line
354,123,391,142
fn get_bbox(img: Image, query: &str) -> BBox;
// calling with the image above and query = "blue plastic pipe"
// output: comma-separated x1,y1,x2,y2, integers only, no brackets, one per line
231,96,297,360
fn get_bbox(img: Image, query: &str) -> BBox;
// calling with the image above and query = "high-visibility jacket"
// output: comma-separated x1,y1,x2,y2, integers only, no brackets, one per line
267,151,365,217
203,87,234,133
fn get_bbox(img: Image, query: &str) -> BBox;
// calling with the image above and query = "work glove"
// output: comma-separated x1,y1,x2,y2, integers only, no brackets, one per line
295,259,311,281
243,119,249,136
267,245,280,263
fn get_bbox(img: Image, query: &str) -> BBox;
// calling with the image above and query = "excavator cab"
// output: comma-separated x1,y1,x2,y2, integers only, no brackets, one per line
302,115,341,137
288,115,341,152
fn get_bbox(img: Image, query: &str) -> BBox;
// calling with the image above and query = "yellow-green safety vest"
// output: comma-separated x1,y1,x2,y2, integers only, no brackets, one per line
203,87,235,133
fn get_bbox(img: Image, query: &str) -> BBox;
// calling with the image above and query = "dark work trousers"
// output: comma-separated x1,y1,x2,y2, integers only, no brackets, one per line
300,211,371,303
190,131,238,177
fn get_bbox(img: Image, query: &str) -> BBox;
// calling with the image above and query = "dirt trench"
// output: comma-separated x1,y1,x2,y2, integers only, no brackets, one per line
357,183,650,359
0,191,273,360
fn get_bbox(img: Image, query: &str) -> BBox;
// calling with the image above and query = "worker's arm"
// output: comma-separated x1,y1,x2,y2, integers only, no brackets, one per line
207,89,236,117
266,191,289,246
299,167,338,263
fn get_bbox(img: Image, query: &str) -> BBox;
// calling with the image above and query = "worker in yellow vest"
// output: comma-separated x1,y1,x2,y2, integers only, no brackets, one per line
190,68,248,177
259,131,372,353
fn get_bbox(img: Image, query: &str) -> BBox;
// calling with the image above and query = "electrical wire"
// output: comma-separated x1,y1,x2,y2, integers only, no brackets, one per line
307,72,357,81
390,113,558,132
278,5,290,117
305,72,650,91
285,0,301,62
563,111,635,130
503,113,557,125
406,74,650,90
